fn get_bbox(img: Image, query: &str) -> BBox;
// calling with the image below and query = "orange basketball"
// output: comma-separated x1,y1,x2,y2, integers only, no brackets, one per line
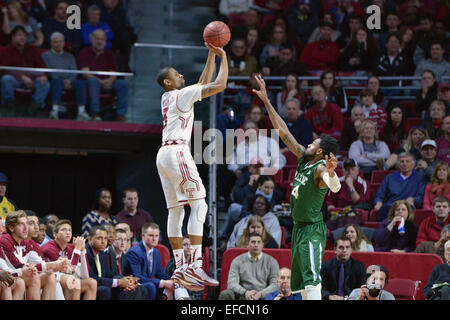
203,21,231,48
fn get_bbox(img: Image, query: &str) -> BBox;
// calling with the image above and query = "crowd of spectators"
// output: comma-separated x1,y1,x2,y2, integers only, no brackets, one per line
0,0,135,122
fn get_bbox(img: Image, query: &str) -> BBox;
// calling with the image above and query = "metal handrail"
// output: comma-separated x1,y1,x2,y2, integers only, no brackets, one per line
228,75,450,81
134,43,208,50
0,66,134,77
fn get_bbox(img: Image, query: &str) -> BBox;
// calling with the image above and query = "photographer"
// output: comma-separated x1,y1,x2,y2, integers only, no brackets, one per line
348,265,395,300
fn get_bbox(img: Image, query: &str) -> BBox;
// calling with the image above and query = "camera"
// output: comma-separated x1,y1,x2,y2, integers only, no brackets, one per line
367,283,382,297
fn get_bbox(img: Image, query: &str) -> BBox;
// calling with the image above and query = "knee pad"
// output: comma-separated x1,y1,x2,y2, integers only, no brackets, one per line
187,199,208,236
305,284,322,300
167,206,185,238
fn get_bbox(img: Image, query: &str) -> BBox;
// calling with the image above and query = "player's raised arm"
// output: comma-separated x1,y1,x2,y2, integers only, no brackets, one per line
252,74,305,158
201,43,228,99
317,152,341,193
197,42,216,85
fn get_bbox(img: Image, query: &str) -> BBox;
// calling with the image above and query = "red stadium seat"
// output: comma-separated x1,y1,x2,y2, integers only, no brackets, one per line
155,243,170,270
399,100,418,117
364,221,380,229
368,183,380,204
273,169,283,186
369,209,379,221
405,117,424,134
370,170,394,184
413,209,434,226
282,150,298,166
384,278,420,300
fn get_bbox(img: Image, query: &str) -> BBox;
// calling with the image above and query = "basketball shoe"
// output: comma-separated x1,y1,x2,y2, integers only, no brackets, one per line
171,258,219,291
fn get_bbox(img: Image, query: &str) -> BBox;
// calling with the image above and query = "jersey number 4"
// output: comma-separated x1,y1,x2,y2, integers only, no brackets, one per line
291,185,299,199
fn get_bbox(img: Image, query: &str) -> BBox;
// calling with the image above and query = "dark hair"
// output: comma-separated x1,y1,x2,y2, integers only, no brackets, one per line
367,265,389,285
89,225,107,237
418,13,433,23
123,187,138,197
24,210,37,217
247,232,263,242
11,25,27,37
142,222,160,234
334,235,351,247
53,219,72,234
256,175,275,186
38,218,46,225
386,33,400,45
382,105,406,144
92,187,111,211
347,13,363,24
157,67,171,88
248,194,269,213
44,214,59,224
319,134,339,158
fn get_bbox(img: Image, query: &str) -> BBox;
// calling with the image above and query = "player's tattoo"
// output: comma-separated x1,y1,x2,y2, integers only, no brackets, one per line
201,83,223,98
280,131,305,158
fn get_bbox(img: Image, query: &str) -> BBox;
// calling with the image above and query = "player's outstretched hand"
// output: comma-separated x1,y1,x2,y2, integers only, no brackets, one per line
325,152,338,175
251,73,268,102
204,42,225,57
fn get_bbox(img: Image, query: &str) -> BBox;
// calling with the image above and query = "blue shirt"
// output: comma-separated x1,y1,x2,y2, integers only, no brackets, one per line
81,22,114,49
264,290,302,300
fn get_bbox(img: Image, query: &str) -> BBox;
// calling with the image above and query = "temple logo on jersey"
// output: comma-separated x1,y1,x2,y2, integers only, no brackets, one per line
294,172,308,186
13,245,27,264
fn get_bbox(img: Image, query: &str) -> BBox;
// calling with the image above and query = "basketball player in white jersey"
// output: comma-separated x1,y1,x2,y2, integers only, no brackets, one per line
156,42,228,290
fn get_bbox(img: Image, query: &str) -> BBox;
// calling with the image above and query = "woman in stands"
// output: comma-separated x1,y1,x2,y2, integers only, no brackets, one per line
2,0,44,47
398,26,417,72
242,103,273,134
354,76,389,109
340,27,379,73
349,119,390,179
319,71,349,114
236,215,278,249
259,24,286,67
276,72,307,118
416,70,439,117
245,27,264,63
342,224,374,252
374,200,418,252
380,126,429,170
423,100,446,140
423,162,450,210
380,105,407,152
81,188,117,238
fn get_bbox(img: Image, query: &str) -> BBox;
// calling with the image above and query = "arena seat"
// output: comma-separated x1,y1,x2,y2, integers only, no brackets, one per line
368,183,380,204
155,243,170,270
384,278,420,300
405,117,424,134
330,226,376,242
370,170,395,184
413,209,434,227
364,221,380,229
399,100,419,117
369,209,379,221
219,248,443,300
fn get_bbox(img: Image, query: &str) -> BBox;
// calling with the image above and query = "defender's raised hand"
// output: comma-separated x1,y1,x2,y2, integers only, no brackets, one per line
251,74,269,102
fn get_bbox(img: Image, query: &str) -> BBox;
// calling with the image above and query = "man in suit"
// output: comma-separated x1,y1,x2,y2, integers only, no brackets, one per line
108,228,129,276
86,225,140,300
320,236,366,300
125,222,174,300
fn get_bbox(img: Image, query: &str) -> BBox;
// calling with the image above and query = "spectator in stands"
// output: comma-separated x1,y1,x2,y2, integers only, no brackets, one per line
105,226,125,276
265,267,302,300
416,224,450,261
304,85,344,141
279,97,313,150
321,236,366,300
125,222,173,300
376,12,401,50
217,106,242,139
98,0,134,71
164,235,202,300
379,126,429,171
42,32,90,121
423,239,450,300
284,0,319,45
349,120,390,178
336,12,364,51
348,265,395,300
262,42,309,78
373,152,427,221
415,70,439,117
243,104,273,133
413,14,449,65
276,72,307,117
235,213,279,249
2,0,44,47
437,83,450,111
416,196,450,247
339,27,379,74
41,219,97,300
227,119,286,175
326,158,371,211
115,222,134,248
319,71,348,114
77,28,129,122
0,173,17,220
259,24,286,67
308,13,340,44
423,162,450,210
340,105,365,151
424,100,446,140
227,38,259,76
416,139,440,182
343,224,374,252
81,4,113,49
218,0,252,26
115,187,153,243
19,0,46,23
42,0,82,52
85,225,141,300
354,76,389,110
358,89,387,130
227,194,282,249
380,105,407,152
436,116,450,164
398,26,418,73
0,26,50,117
218,232,279,300
374,200,418,252
43,213,58,242
230,8,260,40
245,27,263,62
81,187,117,239
415,42,449,86
376,34,410,89
300,20,340,72
230,158,263,207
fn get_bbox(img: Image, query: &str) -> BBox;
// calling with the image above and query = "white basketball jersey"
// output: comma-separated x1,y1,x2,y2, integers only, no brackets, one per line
160,84,203,143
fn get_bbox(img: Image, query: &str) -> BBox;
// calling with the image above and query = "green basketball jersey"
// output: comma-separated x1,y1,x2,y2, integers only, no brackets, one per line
290,157,328,224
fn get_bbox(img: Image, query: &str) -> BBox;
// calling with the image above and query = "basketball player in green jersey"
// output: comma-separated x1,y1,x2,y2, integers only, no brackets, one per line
252,74,341,300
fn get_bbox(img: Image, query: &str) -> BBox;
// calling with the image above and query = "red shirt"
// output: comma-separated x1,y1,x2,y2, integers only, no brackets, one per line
300,40,340,71
0,44,47,80
115,208,153,241
77,46,118,79
416,215,450,247
304,102,344,140
326,175,370,208
41,239,85,269
436,135,450,165
0,232,45,272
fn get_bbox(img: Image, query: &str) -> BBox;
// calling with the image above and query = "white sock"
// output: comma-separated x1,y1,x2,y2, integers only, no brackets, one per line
305,284,322,300
191,244,202,261
52,104,59,112
78,105,86,114
173,249,184,268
